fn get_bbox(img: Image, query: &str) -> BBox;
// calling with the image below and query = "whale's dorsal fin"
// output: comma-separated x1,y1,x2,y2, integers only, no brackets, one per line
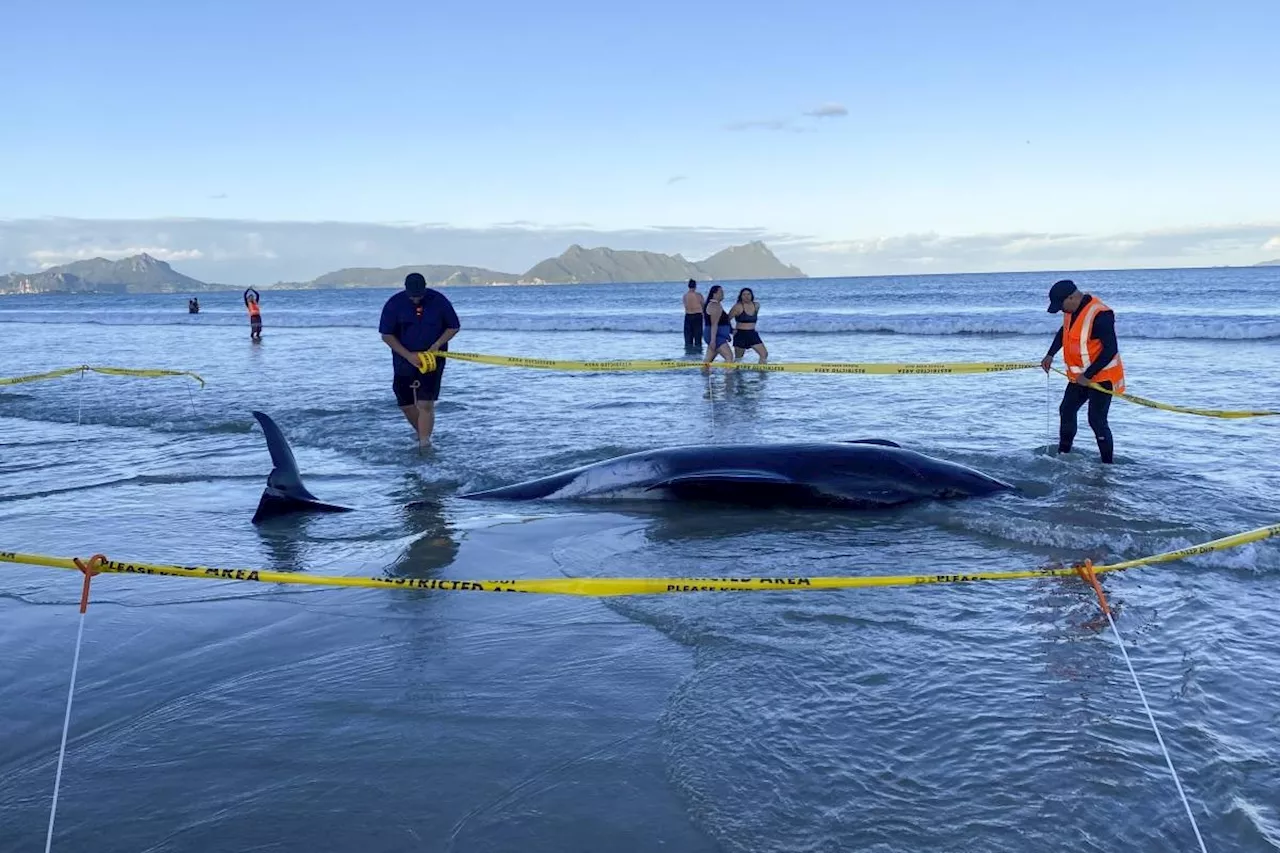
251,411,354,524
254,410,319,501
841,438,902,448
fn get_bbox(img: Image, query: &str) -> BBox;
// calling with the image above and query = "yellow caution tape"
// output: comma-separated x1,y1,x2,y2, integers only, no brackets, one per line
0,366,206,389
416,350,1039,376
1050,368,1277,419
2,523,1274,596
413,353,1276,418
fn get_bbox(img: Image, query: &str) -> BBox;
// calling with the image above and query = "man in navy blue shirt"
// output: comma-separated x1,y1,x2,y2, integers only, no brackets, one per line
379,272,461,447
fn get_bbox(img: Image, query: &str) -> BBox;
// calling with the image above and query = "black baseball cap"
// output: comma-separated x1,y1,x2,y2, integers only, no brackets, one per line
404,272,427,296
1047,279,1078,313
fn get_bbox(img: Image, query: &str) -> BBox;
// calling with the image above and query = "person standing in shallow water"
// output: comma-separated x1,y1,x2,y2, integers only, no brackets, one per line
1041,278,1124,464
379,272,461,449
702,285,734,367
243,289,262,340
729,287,767,363
682,279,704,352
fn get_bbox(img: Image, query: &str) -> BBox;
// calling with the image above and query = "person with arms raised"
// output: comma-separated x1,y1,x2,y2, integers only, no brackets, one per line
243,289,262,340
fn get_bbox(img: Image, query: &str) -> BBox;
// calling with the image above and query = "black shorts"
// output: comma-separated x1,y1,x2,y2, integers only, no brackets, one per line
733,329,763,349
393,360,446,406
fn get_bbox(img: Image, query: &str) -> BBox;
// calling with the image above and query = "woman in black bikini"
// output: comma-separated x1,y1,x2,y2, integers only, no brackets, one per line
729,287,767,363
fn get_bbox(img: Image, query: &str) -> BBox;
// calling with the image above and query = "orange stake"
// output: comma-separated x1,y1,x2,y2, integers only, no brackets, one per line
1076,559,1112,617
71,554,105,614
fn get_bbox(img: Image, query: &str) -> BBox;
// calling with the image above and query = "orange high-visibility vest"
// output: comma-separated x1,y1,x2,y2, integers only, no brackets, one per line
247,301,261,319
1063,296,1124,393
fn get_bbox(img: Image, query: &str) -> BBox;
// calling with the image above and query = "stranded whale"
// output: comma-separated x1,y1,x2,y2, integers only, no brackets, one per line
459,440,1015,509
249,412,1014,521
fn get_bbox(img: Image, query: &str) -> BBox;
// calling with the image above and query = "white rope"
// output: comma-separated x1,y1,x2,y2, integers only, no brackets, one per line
1045,370,1055,454
412,379,424,456
74,368,86,444
1102,606,1209,853
45,606,89,853
184,376,199,421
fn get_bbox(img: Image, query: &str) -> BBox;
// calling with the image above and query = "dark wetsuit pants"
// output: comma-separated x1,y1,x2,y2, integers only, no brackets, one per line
683,313,703,349
1059,380,1114,463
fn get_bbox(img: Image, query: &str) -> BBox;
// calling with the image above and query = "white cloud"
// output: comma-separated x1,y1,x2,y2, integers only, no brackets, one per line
726,102,849,132
723,119,791,132
1263,235,1280,252
28,247,206,268
804,103,848,118
792,224,1280,275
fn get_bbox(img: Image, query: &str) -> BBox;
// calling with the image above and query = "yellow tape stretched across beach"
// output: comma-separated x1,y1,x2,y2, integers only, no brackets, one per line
1049,368,1278,419
2,523,1275,596
414,352,1278,418
0,366,206,389
422,351,1038,376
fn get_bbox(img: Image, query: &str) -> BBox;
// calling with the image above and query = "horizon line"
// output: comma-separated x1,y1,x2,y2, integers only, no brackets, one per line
4,260,1271,295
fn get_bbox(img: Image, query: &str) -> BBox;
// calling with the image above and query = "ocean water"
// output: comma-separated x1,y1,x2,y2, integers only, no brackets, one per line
1,267,1278,852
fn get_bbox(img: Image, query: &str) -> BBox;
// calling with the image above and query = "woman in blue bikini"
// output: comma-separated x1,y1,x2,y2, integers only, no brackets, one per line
702,285,735,367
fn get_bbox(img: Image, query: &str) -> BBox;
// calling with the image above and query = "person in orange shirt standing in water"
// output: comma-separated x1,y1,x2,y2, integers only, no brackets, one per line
244,288,263,341
1041,278,1125,464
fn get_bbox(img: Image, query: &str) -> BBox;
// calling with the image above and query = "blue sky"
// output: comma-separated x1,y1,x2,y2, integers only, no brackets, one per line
3,0,1279,282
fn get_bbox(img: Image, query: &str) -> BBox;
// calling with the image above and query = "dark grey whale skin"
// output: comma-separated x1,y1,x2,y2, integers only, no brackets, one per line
459,440,1016,509
250,411,354,524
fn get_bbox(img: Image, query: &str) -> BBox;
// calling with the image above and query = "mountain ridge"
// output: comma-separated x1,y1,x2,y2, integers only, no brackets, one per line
0,241,807,294
0,253,233,294
296,263,520,289
520,240,805,284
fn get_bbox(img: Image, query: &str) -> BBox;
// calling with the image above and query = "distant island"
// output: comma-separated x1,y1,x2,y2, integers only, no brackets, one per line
283,240,806,289
0,241,807,294
0,254,236,295
1255,259,1280,267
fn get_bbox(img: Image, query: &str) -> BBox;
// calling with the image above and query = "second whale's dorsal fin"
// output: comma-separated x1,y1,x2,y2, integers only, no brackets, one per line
841,438,902,448
251,411,354,524
253,410,319,501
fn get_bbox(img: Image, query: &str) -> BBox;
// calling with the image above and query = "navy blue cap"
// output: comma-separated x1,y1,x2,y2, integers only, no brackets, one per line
404,272,427,296
1047,279,1077,313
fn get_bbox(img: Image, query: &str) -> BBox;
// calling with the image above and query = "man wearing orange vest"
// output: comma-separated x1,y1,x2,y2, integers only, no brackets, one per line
1040,279,1124,464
